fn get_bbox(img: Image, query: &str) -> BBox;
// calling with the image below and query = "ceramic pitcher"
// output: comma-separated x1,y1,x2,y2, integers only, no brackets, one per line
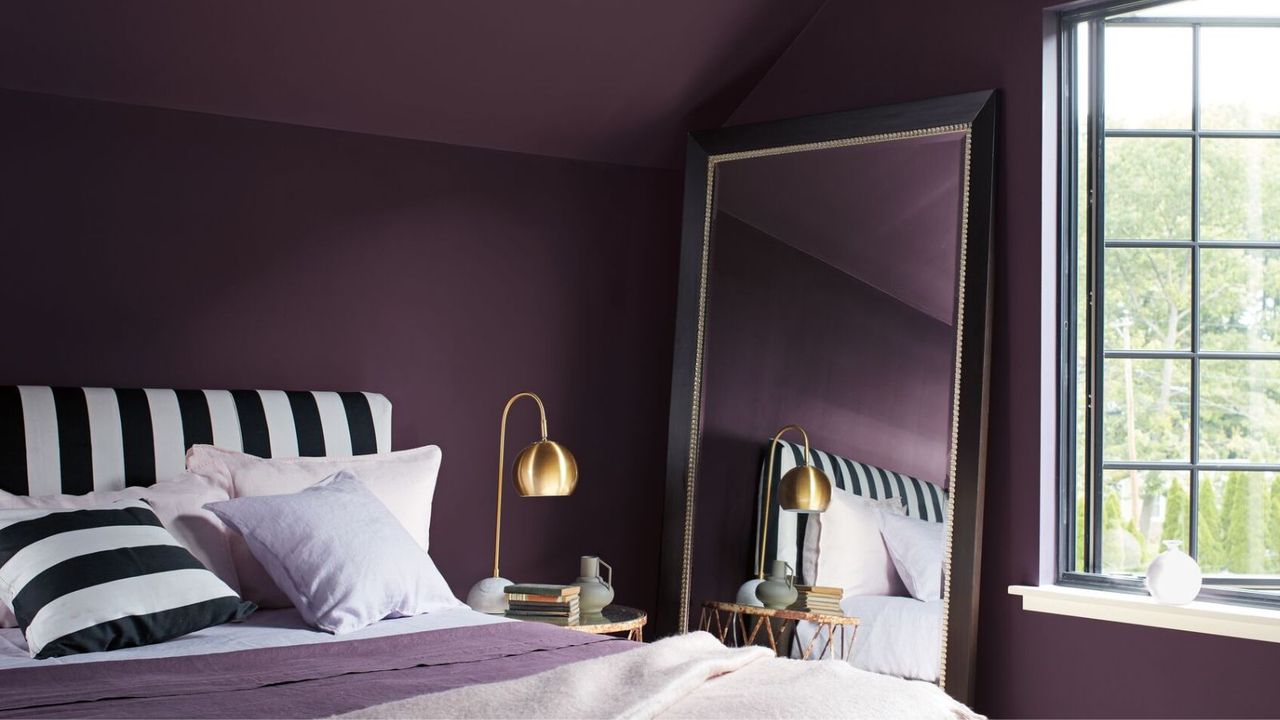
572,555,614,615
755,560,798,609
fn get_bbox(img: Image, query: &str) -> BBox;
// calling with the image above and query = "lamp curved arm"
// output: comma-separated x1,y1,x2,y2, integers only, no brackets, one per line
757,424,815,579
493,392,549,578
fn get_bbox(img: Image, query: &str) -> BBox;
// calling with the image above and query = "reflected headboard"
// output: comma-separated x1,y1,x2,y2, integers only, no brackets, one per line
757,438,949,576
0,386,392,495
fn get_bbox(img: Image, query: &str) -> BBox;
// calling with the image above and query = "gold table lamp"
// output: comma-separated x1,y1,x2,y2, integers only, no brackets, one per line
466,392,579,614
736,424,832,606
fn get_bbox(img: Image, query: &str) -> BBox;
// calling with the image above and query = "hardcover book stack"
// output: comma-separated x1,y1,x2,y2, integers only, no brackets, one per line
504,584,581,625
791,585,843,616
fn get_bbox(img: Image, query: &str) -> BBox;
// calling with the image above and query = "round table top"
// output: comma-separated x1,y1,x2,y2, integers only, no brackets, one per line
569,605,647,634
702,600,859,625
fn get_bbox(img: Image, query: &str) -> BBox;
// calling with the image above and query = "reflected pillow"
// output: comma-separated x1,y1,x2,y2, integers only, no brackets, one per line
204,471,461,634
186,444,442,609
878,511,945,601
802,490,908,597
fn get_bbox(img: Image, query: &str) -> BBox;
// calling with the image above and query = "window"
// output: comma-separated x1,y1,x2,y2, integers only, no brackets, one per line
1062,0,1280,607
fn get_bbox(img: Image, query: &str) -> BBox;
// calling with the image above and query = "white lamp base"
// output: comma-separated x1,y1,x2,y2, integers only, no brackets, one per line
736,578,766,607
467,576,513,614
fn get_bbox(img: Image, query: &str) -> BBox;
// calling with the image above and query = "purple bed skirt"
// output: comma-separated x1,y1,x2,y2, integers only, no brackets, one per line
0,621,637,718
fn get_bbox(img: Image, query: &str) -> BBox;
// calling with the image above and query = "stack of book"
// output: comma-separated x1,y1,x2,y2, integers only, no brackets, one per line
791,585,844,615
504,584,581,625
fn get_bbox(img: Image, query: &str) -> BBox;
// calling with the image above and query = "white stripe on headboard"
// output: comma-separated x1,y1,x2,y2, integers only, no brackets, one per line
203,390,244,453
83,388,124,492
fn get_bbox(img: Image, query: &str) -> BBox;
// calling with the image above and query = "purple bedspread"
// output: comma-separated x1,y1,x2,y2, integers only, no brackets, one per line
0,621,636,718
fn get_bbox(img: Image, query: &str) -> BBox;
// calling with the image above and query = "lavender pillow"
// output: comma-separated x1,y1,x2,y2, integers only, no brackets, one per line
205,471,462,633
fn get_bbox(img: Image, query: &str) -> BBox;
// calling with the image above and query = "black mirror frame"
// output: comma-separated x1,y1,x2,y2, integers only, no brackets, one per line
656,90,997,706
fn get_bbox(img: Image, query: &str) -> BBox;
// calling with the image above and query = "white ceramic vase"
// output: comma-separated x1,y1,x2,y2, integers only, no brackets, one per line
466,576,513,614
1146,540,1202,605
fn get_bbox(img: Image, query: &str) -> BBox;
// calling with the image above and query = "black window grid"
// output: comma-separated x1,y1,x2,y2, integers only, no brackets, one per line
1060,1,1280,607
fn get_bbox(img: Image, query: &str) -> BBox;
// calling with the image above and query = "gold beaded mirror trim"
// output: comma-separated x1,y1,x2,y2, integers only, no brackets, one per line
676,123,975,694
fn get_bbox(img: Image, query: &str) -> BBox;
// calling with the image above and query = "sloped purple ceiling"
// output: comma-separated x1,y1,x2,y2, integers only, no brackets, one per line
0,0,823,168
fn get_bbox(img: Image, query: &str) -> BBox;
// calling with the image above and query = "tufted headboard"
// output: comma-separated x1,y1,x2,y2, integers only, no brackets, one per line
0,386,391,496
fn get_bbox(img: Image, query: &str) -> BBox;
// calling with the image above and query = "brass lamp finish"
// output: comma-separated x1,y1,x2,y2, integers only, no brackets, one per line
513,439,578,497
492,392,578,578
756,424,832,579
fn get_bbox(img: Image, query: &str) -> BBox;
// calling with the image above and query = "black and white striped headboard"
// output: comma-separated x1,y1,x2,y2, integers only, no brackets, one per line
755,439,949,575
0,386,391,496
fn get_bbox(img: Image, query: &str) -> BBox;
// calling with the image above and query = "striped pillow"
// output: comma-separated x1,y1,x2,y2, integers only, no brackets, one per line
0,499,254,658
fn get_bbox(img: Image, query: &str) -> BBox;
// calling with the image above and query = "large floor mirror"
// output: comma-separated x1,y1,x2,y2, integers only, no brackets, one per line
658,91,996,704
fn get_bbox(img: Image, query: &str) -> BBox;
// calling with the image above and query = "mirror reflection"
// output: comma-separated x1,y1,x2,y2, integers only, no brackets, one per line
691,131,968,683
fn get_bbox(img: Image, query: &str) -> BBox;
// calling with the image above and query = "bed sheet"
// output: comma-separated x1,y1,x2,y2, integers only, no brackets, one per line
0,606,509,670
793,594,942,682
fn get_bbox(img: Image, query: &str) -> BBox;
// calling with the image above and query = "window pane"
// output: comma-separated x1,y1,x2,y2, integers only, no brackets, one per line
1104,138,1192,240
1104,26,1192,130
1201,248,1280,352
1104,358,1191,462
1104,248,1191,351
1201,139,1280,242
1101,470,1190,574
1197,471,1280,577
1201,28,1280,132
1200,360,1280,463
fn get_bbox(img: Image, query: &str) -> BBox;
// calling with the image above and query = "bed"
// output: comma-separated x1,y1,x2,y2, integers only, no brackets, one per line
0,386,975,719
759,439,948,683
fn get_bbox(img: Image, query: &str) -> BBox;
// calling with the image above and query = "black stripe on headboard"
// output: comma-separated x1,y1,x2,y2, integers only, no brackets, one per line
0,387,27,495
230,390,271,458
116,388,156,488
51,388,94,496
286,391,326,457
339,392,377,456
174,389,214,451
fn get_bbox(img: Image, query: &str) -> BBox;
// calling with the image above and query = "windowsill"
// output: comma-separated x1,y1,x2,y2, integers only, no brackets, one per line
1008,584,1280,643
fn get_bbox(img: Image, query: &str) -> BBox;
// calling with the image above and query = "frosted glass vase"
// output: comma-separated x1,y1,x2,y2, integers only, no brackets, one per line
1145,540,1202,606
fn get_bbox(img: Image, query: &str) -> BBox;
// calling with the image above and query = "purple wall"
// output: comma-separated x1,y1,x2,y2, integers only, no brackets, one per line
0,89,680,612
729,0,1280,717
693,212,953,606
715,132,966,324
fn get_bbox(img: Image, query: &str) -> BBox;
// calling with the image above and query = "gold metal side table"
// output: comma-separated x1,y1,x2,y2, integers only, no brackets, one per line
699,601,858,660
565,605,647,641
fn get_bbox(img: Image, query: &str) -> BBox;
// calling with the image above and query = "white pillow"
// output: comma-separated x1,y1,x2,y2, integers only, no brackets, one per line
186,444,441,608
878,511,945,601
802,490,908,597
205,471,462,634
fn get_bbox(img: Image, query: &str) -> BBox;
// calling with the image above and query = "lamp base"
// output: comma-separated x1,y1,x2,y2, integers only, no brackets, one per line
466,576,513,614
736,578,766,607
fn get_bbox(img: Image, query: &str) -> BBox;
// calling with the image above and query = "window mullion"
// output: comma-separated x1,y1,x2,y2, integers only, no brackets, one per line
1087,18,1107,575
1188,21,1201,559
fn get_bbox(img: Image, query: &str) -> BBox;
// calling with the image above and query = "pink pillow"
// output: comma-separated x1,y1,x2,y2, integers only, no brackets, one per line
801,490,908,597
0,472,240,627
185,445,442,609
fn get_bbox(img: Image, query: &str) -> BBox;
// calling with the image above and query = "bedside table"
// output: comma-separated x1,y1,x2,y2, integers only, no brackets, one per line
699,601,857,660
512,605,647,641
567,605,647,641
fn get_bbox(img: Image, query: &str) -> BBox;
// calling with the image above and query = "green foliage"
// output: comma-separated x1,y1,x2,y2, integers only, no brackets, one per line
1269,478,1280,573
1160,479,1189,549
1222,472,1267,574
1198,481,1225,573
1075,81,1280,581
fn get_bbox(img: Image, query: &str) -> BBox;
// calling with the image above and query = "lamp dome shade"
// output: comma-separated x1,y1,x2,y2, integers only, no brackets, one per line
779,465,831,513
514,440,578,496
